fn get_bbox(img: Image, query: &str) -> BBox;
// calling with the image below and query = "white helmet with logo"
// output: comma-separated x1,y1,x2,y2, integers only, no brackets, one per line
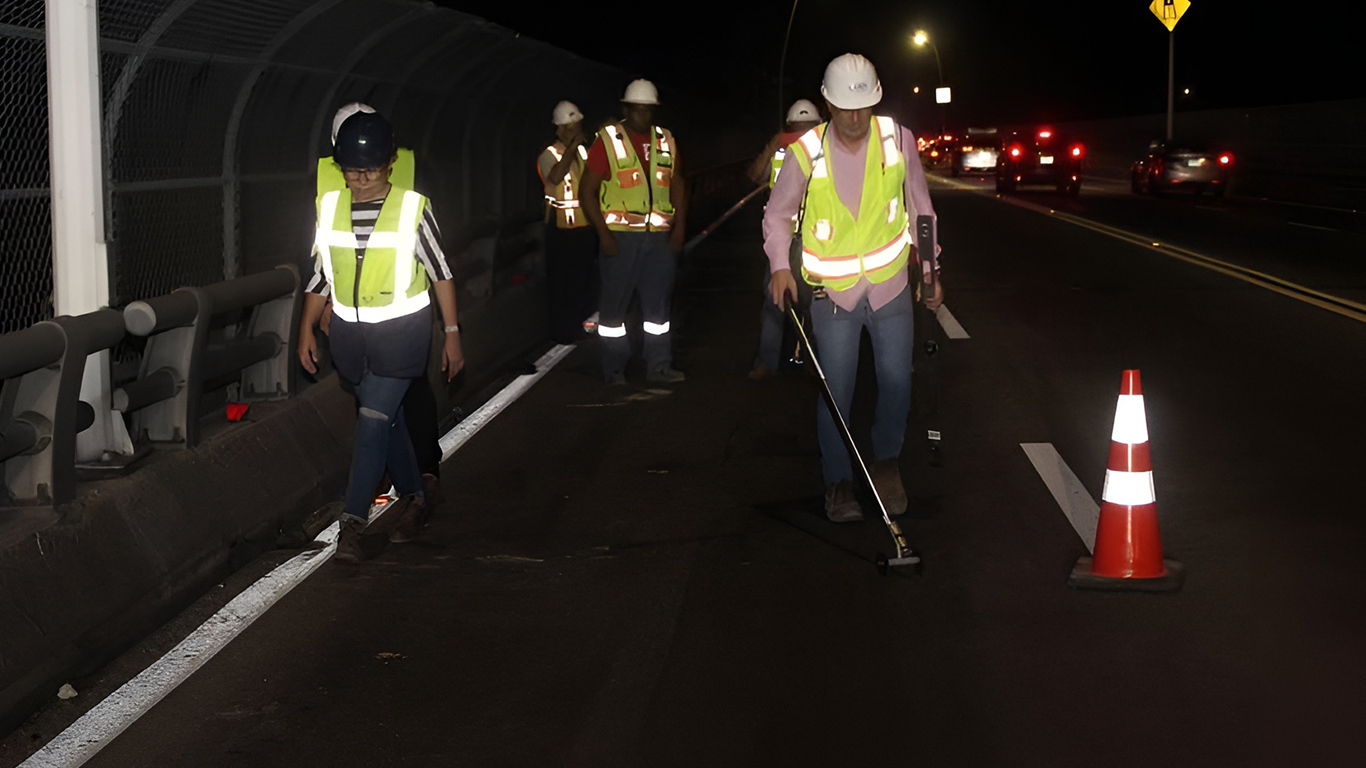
552,100,584,125
820,54,882,110
622,79,660,105
331,102,376,145
786,99,820,125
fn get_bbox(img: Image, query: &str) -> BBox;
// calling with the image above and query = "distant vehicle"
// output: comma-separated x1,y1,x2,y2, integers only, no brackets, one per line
995,127,1083,195
950,128,1000,177
1131,139,1232,197
920,134,955,170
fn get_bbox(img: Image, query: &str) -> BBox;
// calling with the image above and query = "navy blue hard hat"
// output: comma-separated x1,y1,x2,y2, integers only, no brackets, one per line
333,112,395,169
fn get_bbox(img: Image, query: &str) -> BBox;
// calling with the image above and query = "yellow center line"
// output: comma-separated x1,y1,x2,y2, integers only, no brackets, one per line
927,176,1366,325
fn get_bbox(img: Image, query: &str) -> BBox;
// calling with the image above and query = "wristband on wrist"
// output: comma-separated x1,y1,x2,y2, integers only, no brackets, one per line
444,324,461,334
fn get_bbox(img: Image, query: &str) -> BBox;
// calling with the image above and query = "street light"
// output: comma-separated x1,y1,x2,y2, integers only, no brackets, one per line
911,30,947,134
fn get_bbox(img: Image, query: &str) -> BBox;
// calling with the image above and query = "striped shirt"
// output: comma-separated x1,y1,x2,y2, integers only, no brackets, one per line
305,194,453,298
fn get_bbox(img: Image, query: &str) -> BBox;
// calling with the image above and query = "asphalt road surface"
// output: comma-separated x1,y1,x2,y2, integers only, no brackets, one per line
6,172,1363,767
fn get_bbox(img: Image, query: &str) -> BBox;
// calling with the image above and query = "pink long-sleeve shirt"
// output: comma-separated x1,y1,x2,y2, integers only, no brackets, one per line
763,123,938,312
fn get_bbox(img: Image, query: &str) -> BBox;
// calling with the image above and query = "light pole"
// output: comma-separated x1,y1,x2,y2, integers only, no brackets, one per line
912,30,946,136
777,0,802,130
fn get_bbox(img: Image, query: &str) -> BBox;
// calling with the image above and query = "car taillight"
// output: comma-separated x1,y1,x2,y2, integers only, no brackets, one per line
1070,145,1083,158
929,150,939,158
1009,144,1023,158
1038,130,1052,139
1218,153,1232,165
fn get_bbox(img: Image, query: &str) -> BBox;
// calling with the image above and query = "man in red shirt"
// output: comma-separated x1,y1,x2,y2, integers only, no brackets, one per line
747,99,822,379
580,79,688,385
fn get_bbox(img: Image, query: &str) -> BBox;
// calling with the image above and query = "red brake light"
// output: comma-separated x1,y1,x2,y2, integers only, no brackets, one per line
1009,144,1023,158
1070,145,1083,158
1218,153,1232,165
1038,130,1052,139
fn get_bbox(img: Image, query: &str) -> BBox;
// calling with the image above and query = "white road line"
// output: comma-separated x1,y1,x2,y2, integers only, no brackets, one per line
439,343,575,460
1021,443,1098,552
22,343,577,768
934,304,970,339
1288,221,1338,232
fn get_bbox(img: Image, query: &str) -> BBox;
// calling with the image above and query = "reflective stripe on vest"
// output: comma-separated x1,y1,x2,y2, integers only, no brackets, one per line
315,188,431,324
791,116,910,292
598,123,675,232
541,142,590,229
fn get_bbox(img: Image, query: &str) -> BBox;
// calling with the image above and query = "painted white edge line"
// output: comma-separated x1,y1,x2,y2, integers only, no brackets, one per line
1021,442,1098,552
22,343,577,768
439,343,575,460
934,304,970,339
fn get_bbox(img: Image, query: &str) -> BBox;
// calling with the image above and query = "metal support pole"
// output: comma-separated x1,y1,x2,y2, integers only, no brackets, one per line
46,0,134,462
1166,31,1174,141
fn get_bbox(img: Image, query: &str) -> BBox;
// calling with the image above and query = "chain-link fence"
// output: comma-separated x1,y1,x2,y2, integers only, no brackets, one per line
0,0,53,335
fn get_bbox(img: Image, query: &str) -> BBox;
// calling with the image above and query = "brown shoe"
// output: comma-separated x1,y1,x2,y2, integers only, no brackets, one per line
334,515,384,563
870,459,908,516
389,496,431,543
824,480,864,523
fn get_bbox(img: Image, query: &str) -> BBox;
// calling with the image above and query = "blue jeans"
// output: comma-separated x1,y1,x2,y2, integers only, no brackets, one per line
342,369,424,522
808,286,915,484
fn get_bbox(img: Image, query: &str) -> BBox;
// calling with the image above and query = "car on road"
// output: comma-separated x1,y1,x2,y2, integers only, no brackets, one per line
995,128,1084,195
949,128,1001,177
1130,139,1232,197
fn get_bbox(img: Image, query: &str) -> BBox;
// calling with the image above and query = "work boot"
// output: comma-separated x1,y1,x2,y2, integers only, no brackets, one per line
390,496,431,543
421,473,443,511
646,366,686,383
334,515,374,563
824,480,863,523
870,459,908,516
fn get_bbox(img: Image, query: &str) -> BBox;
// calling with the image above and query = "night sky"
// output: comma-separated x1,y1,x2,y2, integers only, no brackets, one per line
441,1,1361,131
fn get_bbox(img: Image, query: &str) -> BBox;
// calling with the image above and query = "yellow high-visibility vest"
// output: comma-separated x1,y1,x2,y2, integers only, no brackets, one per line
314,187,430,324
540,141,590,229
597,123,676,232
316,147,416,197
789,116,912,291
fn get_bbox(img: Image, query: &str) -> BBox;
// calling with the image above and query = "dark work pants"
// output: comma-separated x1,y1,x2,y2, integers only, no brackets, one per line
545,224,599,344
597,230,676,378
403,373,440,478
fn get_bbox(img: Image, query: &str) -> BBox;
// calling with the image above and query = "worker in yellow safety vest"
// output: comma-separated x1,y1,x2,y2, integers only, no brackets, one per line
298,111,463,562
746,98,822,379
536,100,599,344
314,103,444,518
765,54,944,523
580,79,688,385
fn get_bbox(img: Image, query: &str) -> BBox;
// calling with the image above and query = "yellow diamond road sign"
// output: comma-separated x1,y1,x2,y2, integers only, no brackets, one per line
1150,0,1191,31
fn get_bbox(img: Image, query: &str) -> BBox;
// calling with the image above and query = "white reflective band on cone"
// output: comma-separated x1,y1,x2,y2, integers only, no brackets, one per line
1111,394,1149,444
643,321,670,335
1102,469,1156,505
597,324,627,338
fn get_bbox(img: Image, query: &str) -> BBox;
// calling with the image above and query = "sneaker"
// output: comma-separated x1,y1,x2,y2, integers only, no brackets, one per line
390,496,432,543
333,516,371,563
824,480,863,523
870,459,908,516
646,367,686,384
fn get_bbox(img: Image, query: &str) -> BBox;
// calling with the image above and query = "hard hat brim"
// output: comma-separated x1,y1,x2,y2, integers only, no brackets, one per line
621,98,659,106
821,83,882,111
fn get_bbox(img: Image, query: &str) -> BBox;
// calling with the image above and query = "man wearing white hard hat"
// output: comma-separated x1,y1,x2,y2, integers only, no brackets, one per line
764,54,943,523
746,99,823,379
537,100,598,344
580,79,689,385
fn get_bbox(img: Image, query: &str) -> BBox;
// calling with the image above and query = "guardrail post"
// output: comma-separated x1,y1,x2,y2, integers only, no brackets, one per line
0,309,127,505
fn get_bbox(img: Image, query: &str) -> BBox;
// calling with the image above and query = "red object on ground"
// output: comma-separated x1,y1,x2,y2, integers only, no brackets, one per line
1070,369,1183,590
226,402,249,422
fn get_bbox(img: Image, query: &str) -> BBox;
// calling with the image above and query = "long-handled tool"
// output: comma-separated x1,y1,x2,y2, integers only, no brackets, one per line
786,304,922,576
915,214,943,465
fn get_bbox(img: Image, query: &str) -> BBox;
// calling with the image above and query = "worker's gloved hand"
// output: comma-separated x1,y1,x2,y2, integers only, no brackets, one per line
771,268,799,309
600,231,618,257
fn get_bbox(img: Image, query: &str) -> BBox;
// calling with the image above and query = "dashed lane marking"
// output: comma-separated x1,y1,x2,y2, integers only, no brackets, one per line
927,175,1366,325
1021,442,1098,552
21,344,578,768
934,304,970,339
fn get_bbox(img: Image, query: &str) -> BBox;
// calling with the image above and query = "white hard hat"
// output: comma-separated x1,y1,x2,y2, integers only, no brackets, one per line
622,79,660,105
332,102,376,145
552,100,584,125
786,99,820,124
820,54,882,110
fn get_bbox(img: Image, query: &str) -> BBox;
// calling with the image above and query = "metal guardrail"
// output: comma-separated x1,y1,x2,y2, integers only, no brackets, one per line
118,265,300,449
0,310,126,505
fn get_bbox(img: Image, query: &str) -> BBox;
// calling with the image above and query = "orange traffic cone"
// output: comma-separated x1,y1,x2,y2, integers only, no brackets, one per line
1069,370,1183,591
